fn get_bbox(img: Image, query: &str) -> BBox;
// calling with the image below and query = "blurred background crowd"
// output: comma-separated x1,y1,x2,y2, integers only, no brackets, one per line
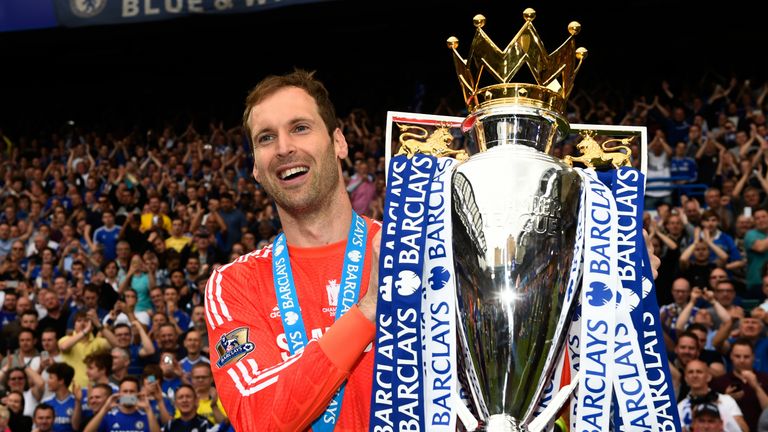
1,0,768,431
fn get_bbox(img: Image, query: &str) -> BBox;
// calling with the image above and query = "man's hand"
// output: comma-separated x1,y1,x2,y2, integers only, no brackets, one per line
357,231,381,322
73,383,83,404
690,287,703,303
643,229,660,280
725,384,744,401
740,370,759,389
210,387,219,406
136,393,150,410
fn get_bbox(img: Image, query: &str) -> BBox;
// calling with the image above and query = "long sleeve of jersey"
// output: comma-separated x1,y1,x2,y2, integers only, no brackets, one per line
206,227,379,432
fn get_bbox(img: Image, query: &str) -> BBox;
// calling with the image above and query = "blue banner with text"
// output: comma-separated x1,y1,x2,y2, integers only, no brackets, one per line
1,0,330,31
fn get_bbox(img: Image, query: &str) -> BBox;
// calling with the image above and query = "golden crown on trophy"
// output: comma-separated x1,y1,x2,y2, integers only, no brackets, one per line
447,8,587,114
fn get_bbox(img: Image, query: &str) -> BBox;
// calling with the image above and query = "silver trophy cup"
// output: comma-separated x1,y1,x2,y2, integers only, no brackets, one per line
452,103,582,431
444,9,597,430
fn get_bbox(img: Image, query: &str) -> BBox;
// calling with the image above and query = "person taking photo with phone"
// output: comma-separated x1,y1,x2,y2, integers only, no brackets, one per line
83,376,159,432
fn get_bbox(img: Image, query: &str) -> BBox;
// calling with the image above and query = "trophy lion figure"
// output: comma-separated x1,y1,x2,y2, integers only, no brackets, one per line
564,130,632,169
395,123,468,160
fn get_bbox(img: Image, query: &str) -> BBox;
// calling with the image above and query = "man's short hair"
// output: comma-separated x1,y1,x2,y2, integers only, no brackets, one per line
686,323,708,335
91,382,114,396
242,69,337,143
46,363,75,387
72,310,88,322
84,284,101,296
677,330,700,348
20,309,39,319
700,209,720,221
731,338,755,353
33,402,55,417
85,350,113,375
17,328,36,340
120,375,140,390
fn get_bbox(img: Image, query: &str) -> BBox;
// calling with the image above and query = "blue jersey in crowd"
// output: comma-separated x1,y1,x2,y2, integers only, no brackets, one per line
42,393,76,432
98,407,152,432
94,225,122,261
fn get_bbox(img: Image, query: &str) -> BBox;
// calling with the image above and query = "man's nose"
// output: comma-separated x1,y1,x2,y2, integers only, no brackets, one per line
275,131,297,156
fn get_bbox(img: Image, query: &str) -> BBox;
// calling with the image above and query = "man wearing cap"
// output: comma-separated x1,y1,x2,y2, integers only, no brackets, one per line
678,359,748,431
691,403,725,432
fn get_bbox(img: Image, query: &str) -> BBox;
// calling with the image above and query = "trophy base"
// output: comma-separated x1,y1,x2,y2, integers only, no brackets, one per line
481,414,526,432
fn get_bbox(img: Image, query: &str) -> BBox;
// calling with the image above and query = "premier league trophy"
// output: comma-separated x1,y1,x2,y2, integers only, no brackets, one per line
448,10,588,431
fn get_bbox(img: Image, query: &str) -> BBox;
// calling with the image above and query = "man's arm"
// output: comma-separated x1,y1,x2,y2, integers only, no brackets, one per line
59,321,92,352
209,388,228,425
25,364,46,402
138,394,161,432
741,370,768,410
83,394,118,432
134,319,156,357
675,289,700,333
747,230,768,253
208,274,374,430
71,385,83,431
207,230,380,431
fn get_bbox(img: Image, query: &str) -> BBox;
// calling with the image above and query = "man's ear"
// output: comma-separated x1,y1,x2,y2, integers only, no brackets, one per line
333,128,348,160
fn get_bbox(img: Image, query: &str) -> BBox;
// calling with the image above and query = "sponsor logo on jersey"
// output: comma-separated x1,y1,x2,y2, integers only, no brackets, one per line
215,327,255,368
326,279,340,307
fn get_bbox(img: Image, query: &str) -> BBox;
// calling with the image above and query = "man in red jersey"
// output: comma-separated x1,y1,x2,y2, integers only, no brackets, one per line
206,69,381,431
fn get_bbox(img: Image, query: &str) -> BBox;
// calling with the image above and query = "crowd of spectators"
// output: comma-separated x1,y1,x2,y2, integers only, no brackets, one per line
0,73,767,431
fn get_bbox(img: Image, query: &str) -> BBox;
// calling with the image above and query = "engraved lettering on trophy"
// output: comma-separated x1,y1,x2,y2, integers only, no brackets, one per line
521,195,563,236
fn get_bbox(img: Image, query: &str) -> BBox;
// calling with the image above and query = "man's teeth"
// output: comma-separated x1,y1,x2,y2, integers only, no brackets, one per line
280,167,308,179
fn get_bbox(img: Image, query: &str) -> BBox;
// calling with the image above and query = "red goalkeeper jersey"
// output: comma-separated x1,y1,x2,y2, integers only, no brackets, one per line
206,219,380,431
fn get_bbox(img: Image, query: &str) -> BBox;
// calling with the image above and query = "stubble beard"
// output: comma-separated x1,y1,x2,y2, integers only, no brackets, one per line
260,144,341,217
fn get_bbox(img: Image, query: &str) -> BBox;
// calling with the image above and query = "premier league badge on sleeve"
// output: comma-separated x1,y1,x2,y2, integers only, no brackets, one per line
215,327,255,368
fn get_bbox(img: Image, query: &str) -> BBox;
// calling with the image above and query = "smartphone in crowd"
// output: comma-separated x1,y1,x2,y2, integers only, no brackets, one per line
120,394,138,406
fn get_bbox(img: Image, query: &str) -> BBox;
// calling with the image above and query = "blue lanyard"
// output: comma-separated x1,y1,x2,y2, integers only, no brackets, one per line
272,212,368,431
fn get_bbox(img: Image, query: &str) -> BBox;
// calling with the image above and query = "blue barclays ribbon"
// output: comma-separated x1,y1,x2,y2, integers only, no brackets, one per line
370,154,436,432
573,169,617,432
272,211,368,432
421,157,459,431
637,180,682,430
609,168,660,431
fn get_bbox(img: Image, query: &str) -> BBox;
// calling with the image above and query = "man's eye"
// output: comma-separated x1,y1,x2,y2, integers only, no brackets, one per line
294,125,309,133
257,135,274,145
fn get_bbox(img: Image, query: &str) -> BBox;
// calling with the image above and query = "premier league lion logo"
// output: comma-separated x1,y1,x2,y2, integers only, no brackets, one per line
219,334,240,352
